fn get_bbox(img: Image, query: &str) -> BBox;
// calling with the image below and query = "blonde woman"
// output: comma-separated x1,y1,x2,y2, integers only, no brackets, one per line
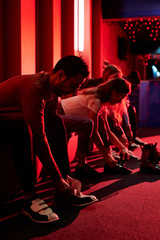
61,78,132,177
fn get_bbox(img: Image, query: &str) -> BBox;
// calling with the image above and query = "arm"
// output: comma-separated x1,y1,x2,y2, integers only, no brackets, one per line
88,110,117,167
21,85,82,194
103,113,130,161
21,85,63,182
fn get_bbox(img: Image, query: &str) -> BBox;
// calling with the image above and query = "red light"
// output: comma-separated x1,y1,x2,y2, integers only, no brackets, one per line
147,27,150,30
154,38,156,41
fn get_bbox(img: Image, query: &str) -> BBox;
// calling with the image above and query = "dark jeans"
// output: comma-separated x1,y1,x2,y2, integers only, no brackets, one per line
128,105,137,139
60,115,93,153
44,113,70,179
0,120,36,196
0,114,71,197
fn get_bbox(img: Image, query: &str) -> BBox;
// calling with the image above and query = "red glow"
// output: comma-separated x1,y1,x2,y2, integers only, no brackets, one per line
21,0,35,74
53,0,61,66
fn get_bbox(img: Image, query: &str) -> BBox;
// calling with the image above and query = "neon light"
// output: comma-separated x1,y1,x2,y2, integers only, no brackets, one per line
152,65,160,78
74,0,84,52
74,0,78,52
21,0,35,74
78,0,84,51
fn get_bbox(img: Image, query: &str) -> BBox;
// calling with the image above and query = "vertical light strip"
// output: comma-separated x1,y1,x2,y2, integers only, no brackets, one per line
21,0,35,74
74,0,78,52
78,0,84,52
53,0,61,67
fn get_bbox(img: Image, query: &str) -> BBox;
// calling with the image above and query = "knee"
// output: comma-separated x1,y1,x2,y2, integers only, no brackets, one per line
83,118,93,132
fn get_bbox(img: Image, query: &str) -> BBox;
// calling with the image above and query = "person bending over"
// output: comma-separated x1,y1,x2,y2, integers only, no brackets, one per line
61,78,132,177
0,55,97,224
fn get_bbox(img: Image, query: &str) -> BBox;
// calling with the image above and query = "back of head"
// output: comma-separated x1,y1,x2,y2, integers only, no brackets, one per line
127,70,141,91
52,55,89,78
97,77,131,103
102,64,122,82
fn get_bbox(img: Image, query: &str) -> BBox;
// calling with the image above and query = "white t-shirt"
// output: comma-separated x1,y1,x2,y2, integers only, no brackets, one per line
61,94,101,117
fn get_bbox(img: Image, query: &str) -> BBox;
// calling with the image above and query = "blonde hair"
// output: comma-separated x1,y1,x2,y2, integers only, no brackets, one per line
80,78,131,104
102,64,122,81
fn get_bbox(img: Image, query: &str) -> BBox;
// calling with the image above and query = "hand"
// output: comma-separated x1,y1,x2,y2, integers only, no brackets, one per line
103,153,118,168
121,147,130,161
55,178,71,192
66,175,82,196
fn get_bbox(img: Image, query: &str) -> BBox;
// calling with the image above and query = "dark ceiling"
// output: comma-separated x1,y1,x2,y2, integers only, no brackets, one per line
119,18,160,54
101,0,160,54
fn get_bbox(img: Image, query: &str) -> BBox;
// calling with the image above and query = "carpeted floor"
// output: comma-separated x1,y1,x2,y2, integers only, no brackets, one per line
1,127,160,240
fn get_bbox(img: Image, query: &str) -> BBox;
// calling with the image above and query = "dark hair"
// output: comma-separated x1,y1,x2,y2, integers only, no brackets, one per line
80,77,131,103
97,78,131,103
127,70,141,90
52,55,89,78
102,64,122,80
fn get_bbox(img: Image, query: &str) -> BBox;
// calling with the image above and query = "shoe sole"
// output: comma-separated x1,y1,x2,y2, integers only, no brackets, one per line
140,166,160,175
22,209,59,223
54,196,98,207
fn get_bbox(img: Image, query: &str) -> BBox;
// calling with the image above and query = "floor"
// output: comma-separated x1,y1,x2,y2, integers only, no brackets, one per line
1,127,160,240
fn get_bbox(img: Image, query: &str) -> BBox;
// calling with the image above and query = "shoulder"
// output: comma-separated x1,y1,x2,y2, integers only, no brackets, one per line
80,78,102,89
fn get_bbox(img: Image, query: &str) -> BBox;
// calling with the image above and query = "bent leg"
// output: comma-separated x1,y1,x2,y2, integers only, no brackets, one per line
44,114,70,179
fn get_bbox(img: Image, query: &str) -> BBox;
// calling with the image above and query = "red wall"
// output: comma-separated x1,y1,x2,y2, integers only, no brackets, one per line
0,0,4,82
102,21,134,77
36,0,53,72
61,0,74,57
3,0,21,81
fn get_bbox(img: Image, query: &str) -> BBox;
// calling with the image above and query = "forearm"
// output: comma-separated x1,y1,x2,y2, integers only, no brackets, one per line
91,131,111,154
108,130,126,150
33,135,62,181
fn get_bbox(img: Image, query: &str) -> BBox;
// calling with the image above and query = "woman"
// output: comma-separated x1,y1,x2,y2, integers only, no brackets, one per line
61,78,132,177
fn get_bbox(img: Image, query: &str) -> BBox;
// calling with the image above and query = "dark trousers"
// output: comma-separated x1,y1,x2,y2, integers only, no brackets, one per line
44,113,70,179
0,120,36,196
60,115,93,153
128,105,137,139
0,115,71,197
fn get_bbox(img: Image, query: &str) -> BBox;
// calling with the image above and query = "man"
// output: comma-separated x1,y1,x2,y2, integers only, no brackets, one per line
0,55,97,224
